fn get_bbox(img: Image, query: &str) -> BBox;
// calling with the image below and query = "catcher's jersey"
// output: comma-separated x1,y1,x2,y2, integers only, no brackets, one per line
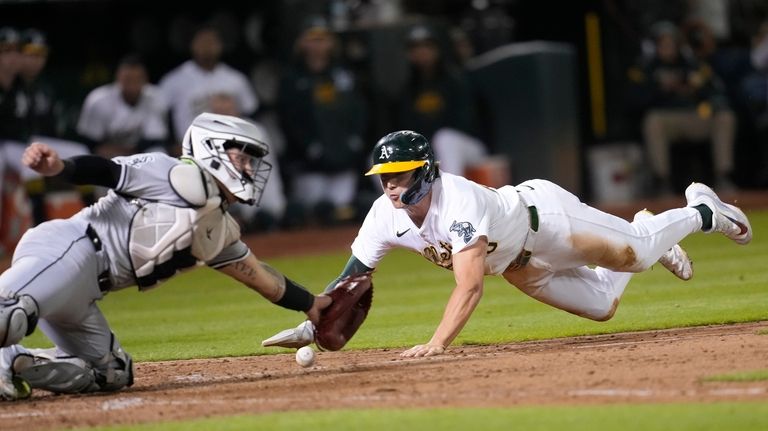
71,152,248,290
351,172,530,275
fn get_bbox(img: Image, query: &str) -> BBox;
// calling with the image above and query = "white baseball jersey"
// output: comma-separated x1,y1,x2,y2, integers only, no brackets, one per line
159,61,258,140
77,83,169,148
351,172,530,275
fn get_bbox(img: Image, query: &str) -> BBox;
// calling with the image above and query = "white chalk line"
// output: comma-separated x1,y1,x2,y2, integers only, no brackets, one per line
573,337,686,349
3,385,766,420
569,387,768,397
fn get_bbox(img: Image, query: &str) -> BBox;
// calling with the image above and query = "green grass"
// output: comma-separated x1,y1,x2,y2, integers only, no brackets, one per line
704,369,768,382
22,211,768,360
27,210,768,431
82,403,768,431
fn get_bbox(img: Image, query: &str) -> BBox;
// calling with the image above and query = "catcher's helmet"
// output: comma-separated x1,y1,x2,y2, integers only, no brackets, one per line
182,113,272,205
365,130,439,205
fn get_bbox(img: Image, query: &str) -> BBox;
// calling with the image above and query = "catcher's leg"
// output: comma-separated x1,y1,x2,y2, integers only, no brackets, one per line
0,295,39,347
2,340,133,399
0,295,40,400
2,303,133,400
10,339,133,395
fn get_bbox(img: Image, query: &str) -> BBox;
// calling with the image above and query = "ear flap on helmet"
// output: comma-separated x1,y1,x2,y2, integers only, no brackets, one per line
400,160,439,205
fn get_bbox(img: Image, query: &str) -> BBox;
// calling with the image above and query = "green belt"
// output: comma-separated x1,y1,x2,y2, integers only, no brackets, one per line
507,204,539,271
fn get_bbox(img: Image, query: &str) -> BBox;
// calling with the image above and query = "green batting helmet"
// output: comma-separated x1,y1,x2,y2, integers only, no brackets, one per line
365,130,439,204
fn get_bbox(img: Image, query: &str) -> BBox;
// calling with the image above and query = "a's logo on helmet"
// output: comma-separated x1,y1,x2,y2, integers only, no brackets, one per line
449,220,476,244
379,145,392,160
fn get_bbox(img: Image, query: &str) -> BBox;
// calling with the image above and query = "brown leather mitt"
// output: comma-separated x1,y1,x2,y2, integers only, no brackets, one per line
315,272,373,351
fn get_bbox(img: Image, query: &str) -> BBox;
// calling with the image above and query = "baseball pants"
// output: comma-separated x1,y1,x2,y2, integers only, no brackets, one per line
503,179,702,320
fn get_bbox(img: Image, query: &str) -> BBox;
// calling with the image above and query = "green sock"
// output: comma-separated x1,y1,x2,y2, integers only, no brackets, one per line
695,204,713,230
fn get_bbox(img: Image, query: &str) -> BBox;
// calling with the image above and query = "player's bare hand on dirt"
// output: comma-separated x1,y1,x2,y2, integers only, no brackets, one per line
22,142,64,176
400,343,445,358
305,294,332,325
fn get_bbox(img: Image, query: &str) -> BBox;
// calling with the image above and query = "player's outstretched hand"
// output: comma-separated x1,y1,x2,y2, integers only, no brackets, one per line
305,294,332,326
22,142,64,176
400,343,445,358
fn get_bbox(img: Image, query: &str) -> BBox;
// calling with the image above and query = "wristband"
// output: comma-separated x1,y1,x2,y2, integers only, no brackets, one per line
275,278,315,312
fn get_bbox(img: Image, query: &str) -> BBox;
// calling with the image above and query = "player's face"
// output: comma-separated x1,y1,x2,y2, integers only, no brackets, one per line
116,65,147,105
19,51,46,79
379,170,416,209
407,41,439,72
225,147,257,180
0,46,21,75
656,34,679,62
192,30,222,65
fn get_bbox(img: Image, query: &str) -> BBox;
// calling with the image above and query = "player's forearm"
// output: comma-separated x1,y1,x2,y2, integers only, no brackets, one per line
219,255,314,312
324,254,373,293
429,282,484,348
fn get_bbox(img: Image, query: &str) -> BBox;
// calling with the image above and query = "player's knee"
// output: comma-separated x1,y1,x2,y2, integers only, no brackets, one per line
582,298,620,322
0,295,39,347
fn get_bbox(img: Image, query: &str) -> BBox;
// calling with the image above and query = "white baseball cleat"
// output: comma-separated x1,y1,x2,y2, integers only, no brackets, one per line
634,210,693,281
685,182,752,245
262,320,315,348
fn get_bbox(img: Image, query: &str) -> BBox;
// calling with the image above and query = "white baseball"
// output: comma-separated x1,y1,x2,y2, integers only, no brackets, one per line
295,346,315,367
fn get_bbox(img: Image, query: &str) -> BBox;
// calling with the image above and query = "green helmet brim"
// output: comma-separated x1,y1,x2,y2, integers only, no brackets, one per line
365,160,427,176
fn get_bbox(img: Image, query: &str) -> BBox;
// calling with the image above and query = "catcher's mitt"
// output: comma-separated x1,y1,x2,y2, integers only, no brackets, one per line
315,272,373,351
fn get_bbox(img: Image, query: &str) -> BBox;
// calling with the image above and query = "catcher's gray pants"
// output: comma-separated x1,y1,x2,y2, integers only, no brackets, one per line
0,218,130,393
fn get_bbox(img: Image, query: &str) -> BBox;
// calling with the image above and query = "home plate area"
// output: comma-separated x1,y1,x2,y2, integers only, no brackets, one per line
1,321,766,431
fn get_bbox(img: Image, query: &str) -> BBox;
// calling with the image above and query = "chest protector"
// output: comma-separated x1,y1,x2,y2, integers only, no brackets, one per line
128,161,241,290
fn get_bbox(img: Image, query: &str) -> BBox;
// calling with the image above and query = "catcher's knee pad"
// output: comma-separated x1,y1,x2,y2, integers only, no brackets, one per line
13,352,98,394
0,295,39,347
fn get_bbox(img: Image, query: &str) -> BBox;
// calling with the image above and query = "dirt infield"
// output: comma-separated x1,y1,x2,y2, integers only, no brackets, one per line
1,322,766,430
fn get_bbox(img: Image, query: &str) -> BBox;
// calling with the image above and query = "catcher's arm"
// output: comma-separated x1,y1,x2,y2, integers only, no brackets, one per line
218,253,330,323
261,254,374,349
23,142,122,187
401,237,487,358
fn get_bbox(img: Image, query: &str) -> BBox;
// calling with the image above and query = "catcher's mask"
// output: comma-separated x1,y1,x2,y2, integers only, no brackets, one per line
365,130,439,205
182,113,272,205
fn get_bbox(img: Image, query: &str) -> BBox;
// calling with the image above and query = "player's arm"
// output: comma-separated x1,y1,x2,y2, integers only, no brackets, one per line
323,254,374,293
23,142,121,188
401,236,488,358
260,253,375,348
217,253,331,324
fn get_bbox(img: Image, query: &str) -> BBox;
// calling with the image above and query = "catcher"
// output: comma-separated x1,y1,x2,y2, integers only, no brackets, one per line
0,113,330,400
264,130,751,357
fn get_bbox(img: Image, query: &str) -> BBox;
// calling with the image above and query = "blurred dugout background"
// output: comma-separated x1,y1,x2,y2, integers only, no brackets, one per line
2,0,767,205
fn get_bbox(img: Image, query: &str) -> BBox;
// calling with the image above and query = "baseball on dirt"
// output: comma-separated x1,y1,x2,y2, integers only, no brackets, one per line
295,346,315,367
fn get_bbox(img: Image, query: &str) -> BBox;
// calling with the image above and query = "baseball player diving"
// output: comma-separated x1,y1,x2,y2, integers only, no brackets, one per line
263,130,752,357
0,113,331,400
